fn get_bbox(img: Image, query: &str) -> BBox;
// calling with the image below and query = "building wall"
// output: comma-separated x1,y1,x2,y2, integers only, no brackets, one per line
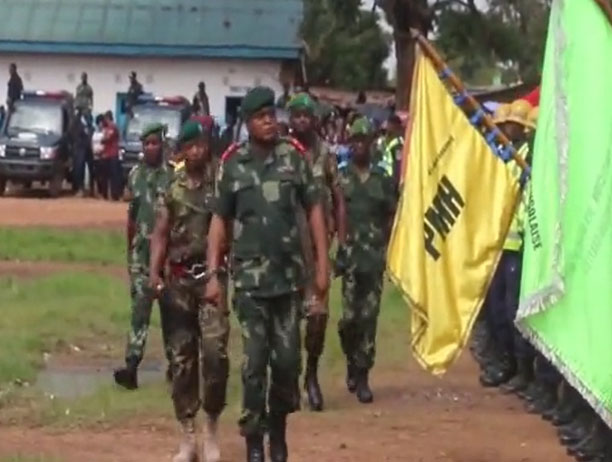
0,53,285,121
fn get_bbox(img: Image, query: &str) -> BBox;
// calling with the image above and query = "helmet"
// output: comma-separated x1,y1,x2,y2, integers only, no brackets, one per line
505,99,534,127
493,103,512,125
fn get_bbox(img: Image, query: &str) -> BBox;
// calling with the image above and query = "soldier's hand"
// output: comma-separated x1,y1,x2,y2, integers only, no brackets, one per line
307,294,327,317
149,274,164,297
204,275,222,307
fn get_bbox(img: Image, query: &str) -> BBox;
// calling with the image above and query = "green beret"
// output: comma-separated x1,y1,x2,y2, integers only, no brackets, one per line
241,86,275,119
287,92,316,114
140,122,165,141
179,120,204,145
349,117,373,137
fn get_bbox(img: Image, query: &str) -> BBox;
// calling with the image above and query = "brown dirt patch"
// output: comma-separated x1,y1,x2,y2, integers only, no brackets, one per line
0,357,571,462
0,260,126,281
0,197,125,229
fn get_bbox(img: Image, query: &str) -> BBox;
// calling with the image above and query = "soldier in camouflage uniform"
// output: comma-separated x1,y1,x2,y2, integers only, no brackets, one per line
204,87,329,462
337,117,397,404
287,92,347,412
150,120,228,462
114,122,172,390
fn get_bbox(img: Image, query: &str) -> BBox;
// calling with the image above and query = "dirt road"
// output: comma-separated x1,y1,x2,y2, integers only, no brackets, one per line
0,197,571,461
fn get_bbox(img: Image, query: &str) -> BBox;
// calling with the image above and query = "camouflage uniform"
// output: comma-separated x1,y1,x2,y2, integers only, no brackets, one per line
215,137,319,436
338,160,396,371
299,135,339,358
125,162,172,368
158,166,229,421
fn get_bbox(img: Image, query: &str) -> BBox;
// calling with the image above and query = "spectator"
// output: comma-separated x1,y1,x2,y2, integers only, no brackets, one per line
75,72,94,115
7,63,23,110
356,90,367,105
0,105,5,128
192,81,210,116
276,83,291,109
72,109,95,197
99,111,122,200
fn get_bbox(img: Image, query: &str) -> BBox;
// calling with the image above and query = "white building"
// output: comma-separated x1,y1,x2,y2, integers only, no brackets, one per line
0,0,303,122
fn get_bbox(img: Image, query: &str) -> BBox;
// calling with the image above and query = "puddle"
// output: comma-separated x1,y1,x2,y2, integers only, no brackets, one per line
36,361,165,399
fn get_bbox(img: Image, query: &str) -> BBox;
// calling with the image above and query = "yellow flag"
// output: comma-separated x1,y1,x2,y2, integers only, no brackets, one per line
388,50,521,375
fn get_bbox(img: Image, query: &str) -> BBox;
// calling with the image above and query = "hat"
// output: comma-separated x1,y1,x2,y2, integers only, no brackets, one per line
140,122,165,141
526,106,539,130
241,86,275,119
495,100,534,128
493,103,512,125
349,117,373,137
287,92,316,114
179,120,204,145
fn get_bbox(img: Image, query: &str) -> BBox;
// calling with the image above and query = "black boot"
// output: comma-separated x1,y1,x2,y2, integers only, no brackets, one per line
113,364,138,390
356,369,374,404
550,382,582,426
246,434,265,462
525,383,557,415
568,421,608,458
346,364,357,394
500,356,534,395
559,411,596,446
269,413,288,462
304,356,324,412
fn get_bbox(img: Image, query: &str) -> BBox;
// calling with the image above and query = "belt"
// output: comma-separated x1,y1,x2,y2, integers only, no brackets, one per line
169,262,208,280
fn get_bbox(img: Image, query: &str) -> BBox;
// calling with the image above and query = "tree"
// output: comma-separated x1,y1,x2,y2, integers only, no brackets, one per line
302,0,390,91
376,0,550,108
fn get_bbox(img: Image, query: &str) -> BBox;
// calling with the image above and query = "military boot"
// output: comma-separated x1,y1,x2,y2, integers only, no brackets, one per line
356,369,374,404
246,434,265,462
559,411,596,447
269,413,288,462
346,364,357,393
203,413,221,462
552,384,583,426
113,363,138,390
568,420,608,459
525,382,557,415
173,419,197,462
500,356,534,395
469,317,492,367
304,356,324,412
479,352,515,388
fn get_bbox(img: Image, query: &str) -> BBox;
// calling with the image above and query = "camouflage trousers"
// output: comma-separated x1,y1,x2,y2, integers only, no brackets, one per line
339,270,384,371
164,276,230,421
303,286,329,359
234,290,302,436
125,270,170,368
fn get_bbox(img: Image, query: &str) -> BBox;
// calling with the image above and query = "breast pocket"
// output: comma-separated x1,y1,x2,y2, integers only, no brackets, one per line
277,173,298,210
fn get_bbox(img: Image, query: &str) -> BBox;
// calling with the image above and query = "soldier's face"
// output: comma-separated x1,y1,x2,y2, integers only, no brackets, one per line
351,135,371,162
143,134,163,165
248,107,278,143
290,109,314,135
184,138,209,170
500,122,525,143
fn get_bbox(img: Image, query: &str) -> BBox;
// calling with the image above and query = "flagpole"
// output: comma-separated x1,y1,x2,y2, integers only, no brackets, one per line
409,28,530,173
594,0,612,27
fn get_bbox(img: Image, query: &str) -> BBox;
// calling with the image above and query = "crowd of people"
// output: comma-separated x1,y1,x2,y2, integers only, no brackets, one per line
470,95,611,462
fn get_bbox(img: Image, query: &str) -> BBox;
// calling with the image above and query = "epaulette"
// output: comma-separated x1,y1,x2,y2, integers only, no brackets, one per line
286,137,307,155
221,142,241,162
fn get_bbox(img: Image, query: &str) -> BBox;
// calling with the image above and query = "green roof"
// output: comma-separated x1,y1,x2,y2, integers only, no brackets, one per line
0,0,303,59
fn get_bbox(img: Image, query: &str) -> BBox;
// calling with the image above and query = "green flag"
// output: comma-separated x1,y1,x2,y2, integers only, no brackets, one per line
518,0,612,426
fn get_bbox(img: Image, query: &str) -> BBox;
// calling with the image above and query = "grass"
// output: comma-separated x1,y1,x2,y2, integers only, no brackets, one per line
0,227,124,265
0,270,409,427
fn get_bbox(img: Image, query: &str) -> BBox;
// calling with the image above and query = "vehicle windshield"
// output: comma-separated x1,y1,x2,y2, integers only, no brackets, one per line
6,102,62,135
126,107,181,140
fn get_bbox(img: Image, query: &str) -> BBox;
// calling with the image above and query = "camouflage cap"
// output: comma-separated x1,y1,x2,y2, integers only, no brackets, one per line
140,122,165,141
349,116,373,137
179,120,204,145
241,86,275,119
287,92,316,114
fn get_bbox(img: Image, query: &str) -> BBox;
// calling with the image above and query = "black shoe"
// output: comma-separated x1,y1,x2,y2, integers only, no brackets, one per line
559,413,596,446
346,365,357,394
479,364,514,388
113,366,138,390
518,380,540,401
268,414,288,462
568,422,608,458
500,357,534,394
246,434,265,462
356,369,374,404
552,383,584,426
525,386,557,415
305,356,324,412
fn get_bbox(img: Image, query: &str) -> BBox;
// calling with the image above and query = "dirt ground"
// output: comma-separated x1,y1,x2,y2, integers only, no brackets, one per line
0,197,572,461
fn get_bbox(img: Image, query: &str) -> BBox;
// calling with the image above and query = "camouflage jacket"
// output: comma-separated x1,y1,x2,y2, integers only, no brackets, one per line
127,162,173,272
158,165,215,264
339,160,397,274
215,137,319,297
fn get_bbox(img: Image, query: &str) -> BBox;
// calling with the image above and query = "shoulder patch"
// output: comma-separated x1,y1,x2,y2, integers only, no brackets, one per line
221,142,240,162
286,137,306,155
